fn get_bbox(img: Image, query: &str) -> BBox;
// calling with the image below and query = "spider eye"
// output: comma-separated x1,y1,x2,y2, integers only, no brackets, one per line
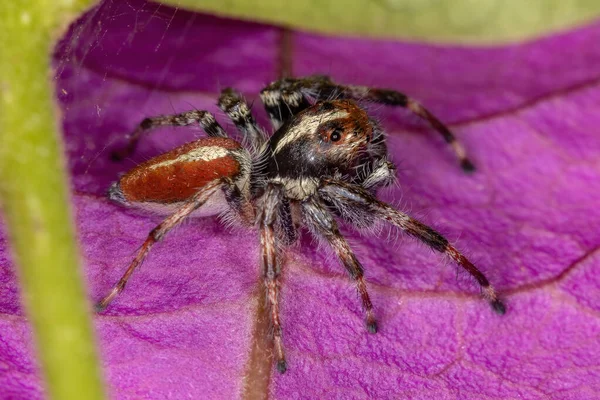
330,130,342,142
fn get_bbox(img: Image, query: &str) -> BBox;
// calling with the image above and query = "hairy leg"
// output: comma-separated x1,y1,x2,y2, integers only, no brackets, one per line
259,77,313,129
303,196,378,332
261,75,474,171
319,179,506,314
276,198,299,246
112,110,227,161
359,87,474,172
96,180,222,311
258,184,288,373
218,88,267,150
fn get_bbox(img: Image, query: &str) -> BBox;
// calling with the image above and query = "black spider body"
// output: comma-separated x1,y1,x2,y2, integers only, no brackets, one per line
98,75,505,374
254,100,379,198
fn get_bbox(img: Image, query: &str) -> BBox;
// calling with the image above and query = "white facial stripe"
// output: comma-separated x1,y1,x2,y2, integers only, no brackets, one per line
149,146,230,170
274,110,349,153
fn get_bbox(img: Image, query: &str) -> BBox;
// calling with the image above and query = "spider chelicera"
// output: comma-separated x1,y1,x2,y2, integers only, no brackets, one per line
96,75,505,373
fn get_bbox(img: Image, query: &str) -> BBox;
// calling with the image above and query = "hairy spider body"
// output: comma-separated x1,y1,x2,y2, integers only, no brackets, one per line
97,75,505,374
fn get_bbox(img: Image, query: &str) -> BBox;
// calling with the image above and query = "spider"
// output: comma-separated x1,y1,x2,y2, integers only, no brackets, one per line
96,75,505,374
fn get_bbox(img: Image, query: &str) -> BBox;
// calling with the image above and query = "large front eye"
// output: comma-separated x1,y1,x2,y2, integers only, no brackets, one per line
330,129,342,142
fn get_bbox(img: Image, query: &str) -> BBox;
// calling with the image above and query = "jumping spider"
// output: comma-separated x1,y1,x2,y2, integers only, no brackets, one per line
96,75,505,373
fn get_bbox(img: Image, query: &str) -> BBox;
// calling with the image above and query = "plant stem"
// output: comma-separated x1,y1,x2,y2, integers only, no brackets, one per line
0,1,105,399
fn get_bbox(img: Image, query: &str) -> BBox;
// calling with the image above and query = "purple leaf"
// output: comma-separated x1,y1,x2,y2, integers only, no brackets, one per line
1,1,600,398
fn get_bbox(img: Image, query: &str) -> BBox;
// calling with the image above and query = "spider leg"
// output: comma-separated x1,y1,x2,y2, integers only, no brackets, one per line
95,180,222,311
263,75,474,171
319,179,506,314
111,110,227,161
260,78,312,129
276,198,300,246
259,184,287,373
222,178,255,226
303,196,378,333
218,88,267,150
349,85,474,171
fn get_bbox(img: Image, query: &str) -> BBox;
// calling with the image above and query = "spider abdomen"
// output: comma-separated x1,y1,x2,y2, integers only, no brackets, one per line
110,137,247,205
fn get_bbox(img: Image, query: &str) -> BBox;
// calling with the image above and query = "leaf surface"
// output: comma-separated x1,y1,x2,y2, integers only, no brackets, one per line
159,0,600,43
1,1,599,399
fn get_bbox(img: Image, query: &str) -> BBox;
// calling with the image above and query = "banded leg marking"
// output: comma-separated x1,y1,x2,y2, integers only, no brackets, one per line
319,179,506,314
112,110,227,161
303,196,378,332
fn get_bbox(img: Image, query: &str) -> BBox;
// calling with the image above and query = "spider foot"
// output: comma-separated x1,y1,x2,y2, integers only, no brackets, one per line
460,158,476,173
94,286,121,313
94,302,107,313
491,299,506,315
482,286,506,315
367,320,378,334
276,359,287,374
110,135,137,161
273,334,287,373
110,150,126,162
366,311,378,333
110,145,135,162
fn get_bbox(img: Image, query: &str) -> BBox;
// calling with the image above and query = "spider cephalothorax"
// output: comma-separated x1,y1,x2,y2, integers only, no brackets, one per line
254,99,380,201
97,75,505,374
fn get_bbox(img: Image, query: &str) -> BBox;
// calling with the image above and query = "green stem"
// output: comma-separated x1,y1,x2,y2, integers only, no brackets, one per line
0,1,105,400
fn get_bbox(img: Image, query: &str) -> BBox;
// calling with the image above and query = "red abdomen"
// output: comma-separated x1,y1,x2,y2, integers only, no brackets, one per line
118,137,243,204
